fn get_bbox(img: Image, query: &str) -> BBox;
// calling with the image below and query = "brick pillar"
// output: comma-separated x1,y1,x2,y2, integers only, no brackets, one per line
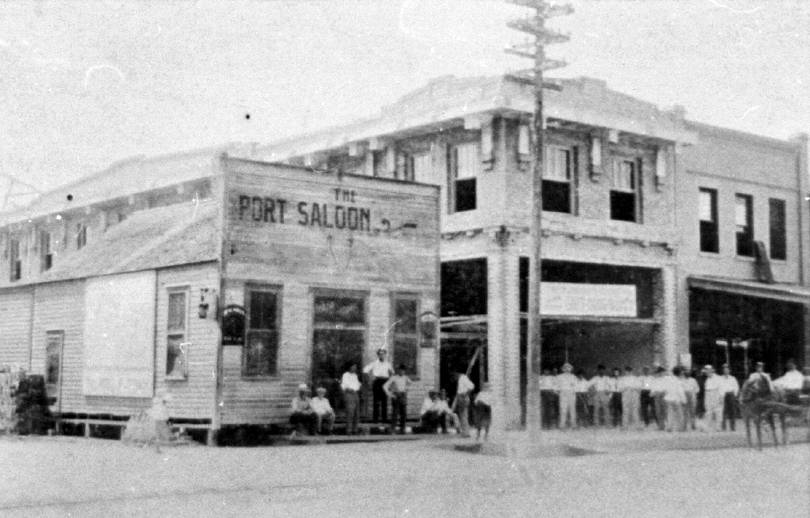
487,243,522,432
652,265,678,368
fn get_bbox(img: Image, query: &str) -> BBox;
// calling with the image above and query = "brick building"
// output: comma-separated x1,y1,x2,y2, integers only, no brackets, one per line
249,75,810,429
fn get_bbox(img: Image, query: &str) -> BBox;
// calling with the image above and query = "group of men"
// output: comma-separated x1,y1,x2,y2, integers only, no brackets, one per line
539,359,810,432
418,374,493,440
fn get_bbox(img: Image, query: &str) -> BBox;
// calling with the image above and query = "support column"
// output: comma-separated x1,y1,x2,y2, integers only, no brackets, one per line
653,265,678,368
487,244,522,432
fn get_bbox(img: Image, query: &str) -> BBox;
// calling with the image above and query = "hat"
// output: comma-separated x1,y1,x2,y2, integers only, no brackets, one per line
377,348,387,354
704,364,714,371
297,383,309,391
562,363,573,372
755,361,764,367
315,386,327,394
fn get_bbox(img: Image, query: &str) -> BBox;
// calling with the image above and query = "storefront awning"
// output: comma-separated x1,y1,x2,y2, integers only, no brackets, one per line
689,276,810,305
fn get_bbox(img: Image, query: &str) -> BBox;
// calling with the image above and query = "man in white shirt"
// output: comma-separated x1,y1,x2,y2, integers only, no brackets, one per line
419,391,446,433
719,364,740,431
618,366,642,430
290,384,316,436
650,367,668,431
340,363,361,435
639,366,656,427
453,372,476,437
680,369,700,431
363,348,394,423
540,368,559,429
703,365,723,432
662,367,687,432
588,365,612,427
775,360,803,405
575,370,592,427
311,386,335,435
383,364,412,434
556,363,578,429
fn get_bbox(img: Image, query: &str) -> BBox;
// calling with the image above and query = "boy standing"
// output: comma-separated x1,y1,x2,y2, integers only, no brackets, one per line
383,364,412,434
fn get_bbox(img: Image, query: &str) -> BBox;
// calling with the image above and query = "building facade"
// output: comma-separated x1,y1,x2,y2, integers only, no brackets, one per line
252,75,810,429
0,154,440,440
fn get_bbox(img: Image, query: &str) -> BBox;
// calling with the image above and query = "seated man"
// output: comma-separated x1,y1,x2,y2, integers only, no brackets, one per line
436,389,459,432
420,391,446,433
311,386,335,435
290,384,316,436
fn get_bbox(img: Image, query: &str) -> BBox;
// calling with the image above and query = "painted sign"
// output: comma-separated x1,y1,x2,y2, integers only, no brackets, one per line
540,282,637,317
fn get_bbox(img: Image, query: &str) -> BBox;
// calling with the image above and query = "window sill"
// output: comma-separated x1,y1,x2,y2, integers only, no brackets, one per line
697,251,721,258
165,375,188,382
734,255,756,262
240,375,280,381
770,258,787,264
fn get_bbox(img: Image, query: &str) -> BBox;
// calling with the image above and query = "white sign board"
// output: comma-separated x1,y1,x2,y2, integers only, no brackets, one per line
541,282,637,317
83,271,156,397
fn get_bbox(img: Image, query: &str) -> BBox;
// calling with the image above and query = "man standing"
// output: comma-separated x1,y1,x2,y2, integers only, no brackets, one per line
539,368,558,429
340,363,361,435
618,366,642,430
588,365,612,427
364,348,394,423
662,367,686,432
383,364,412,434
556,363,578,429
720,364,740,431
703,365,723,432
453,371,476,438
680,368,699,431
639,366,656,427
311,387,335,435
289,384,316,436
651,366,668,431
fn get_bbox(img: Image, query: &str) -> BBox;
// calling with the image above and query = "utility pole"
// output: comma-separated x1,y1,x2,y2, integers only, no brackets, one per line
505,0,571,435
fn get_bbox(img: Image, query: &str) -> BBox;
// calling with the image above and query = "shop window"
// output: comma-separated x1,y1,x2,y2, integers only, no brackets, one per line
166,289,189,379
441,258,487,317
393,295,419,376
610,159,639,222
76,223,87,250
243,287,280,377
735,194,754,257
9,238,21,282
406,152,433,184
699,188,719,253
45,331,64,394
542,146,573,213
39,231,52,272
448,142,479,213
769,198,786,260
312,292,366,400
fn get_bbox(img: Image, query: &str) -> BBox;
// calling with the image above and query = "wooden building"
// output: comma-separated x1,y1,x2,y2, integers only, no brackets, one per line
0,155,440,441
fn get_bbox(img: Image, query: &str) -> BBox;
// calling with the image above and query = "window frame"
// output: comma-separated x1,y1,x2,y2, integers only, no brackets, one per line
242,284,282,378
165,287,190,380
768,198,786,261
448,141,479,213
39,230,52,272
542,145,575,214
406,151,432,184
45,330,64,398
9,237,21,282
735,193,754,257
698,188,719,253
609,157,642,223
391,292,421,379
76,223,87,250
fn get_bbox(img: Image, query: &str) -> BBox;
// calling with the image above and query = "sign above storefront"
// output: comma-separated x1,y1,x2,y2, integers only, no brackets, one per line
540,282,637,317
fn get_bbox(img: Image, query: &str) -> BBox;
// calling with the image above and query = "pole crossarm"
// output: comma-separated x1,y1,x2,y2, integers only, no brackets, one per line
506,20,570,44
507,0,574,17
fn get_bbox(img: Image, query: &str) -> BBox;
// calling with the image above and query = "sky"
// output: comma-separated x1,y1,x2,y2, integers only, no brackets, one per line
1,0,809,205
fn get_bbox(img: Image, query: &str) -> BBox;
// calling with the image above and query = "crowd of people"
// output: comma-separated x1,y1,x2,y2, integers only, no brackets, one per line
539,359,810,432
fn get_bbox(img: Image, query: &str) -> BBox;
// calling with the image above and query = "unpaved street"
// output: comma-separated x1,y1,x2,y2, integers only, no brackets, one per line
2,431,808,518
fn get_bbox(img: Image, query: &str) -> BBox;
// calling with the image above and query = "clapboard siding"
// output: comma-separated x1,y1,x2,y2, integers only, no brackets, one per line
220,160,440,425
0,287,34,368
154,263,219,420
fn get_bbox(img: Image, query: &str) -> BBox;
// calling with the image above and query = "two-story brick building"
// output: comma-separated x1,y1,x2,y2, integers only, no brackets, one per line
248,74,810,429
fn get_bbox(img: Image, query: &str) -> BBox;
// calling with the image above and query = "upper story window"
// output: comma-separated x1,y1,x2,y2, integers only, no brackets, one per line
76,223,87,250
406,152,433,184
610,159,640,222
699,188,719,253
735,194,754,257
542,146,573,214
9,238,21,282
448,142,479,213
39,231,52,272
769,198,786,260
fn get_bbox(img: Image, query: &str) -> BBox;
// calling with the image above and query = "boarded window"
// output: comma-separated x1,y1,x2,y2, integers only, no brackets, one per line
769,198,786,260
166,290,188,379
243,288,280,377
393,295,419,376
699,188,719,253
735,194,754,257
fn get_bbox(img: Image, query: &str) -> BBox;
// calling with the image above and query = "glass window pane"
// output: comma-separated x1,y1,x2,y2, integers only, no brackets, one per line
394,337,418,376
735,196,750,228
544,147,570,181
166,336,187,378
699,190,715,222
244,330,277,376
168,292,186,331
250,291,277,330
314,296,365,325
455,143,480,179
613,160,635,191
395,299,418,333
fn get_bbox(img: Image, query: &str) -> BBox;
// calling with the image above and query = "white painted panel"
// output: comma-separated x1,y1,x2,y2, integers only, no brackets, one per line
83,271,156,397
541,282,637,317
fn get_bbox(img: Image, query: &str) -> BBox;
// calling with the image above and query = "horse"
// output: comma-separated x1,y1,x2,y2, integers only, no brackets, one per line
738,375,801,450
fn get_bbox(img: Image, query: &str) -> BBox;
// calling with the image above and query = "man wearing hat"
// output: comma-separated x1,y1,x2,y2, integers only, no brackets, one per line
719,363,740,431
702,365,723,432
290,384,316,436
618,366,642,430
363,348,394,423
311,386,335,435
775,360,803,405
556,362,578,429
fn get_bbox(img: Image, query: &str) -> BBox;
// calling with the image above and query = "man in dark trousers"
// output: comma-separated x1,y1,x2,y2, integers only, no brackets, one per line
363,348,393,422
